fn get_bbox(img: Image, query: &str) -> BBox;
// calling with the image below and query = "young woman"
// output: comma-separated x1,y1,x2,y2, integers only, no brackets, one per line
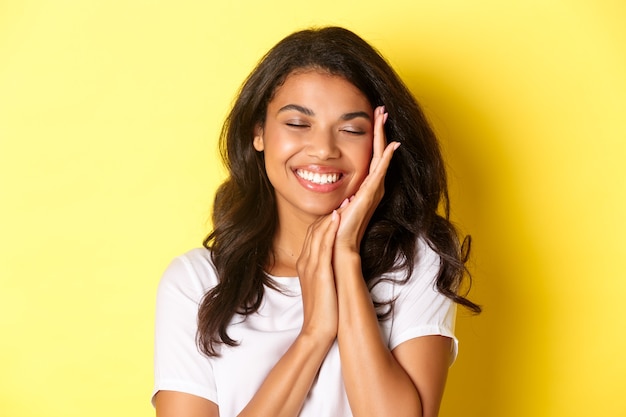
153,26,480,417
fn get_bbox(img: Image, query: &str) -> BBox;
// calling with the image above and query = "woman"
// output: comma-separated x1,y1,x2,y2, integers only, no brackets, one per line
153,26,480,417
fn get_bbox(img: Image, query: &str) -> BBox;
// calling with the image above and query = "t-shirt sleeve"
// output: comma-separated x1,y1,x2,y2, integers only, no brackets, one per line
152,255,218,406
386,240,458,363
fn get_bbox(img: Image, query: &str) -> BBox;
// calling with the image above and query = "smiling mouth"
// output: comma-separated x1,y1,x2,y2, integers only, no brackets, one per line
295,169,342,185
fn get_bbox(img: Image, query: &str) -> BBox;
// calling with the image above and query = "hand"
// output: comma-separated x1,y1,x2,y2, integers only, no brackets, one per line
334,105,400,253
296,211,341,342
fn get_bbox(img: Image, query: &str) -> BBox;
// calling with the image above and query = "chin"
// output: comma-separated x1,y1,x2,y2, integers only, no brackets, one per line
299,201,340,217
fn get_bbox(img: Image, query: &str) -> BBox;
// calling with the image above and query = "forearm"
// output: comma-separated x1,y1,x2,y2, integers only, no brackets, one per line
334,252,423,417
237,332,333,417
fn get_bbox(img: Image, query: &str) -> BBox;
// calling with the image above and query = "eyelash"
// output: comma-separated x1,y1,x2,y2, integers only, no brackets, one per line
285,123,366,136
286,122,309,128
342,129,365,136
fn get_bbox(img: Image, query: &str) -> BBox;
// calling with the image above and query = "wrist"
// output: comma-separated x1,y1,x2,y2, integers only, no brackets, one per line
332,250,362,274
297,328,335,353
333,244,361,258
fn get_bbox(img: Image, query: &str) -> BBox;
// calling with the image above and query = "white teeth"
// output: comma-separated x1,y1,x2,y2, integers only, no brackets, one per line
296,169,340,185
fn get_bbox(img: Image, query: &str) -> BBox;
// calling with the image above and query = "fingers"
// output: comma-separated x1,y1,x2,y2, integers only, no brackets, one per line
371,106,399,174
318,211,340,259
375,141,401,178
297,211,340,273
372,106,387,163
297,212,340,339
359,142,399,200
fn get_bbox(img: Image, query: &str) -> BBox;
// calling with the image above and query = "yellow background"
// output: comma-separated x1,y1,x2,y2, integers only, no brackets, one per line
1,0,625,416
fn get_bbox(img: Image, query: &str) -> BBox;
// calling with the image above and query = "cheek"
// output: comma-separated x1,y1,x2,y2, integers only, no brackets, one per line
343,142,373,195
353,142,374,174
263,130,300,158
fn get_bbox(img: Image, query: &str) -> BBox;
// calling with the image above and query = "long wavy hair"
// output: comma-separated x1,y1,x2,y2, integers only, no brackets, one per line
198,26,481,356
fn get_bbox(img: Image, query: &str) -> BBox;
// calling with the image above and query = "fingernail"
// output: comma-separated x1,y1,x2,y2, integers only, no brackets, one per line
393,142,401,150
383,112,388,124
332,210,338,220
340,198,349,208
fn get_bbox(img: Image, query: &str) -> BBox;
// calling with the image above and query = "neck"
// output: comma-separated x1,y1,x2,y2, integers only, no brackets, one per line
269,208,321,277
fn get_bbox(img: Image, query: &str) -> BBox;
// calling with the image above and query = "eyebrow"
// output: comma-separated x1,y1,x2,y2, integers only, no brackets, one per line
277,105,371,121
340,111,371,121
277,104,314,116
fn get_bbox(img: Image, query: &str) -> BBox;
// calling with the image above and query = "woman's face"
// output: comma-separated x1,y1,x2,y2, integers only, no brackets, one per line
254,69,374,222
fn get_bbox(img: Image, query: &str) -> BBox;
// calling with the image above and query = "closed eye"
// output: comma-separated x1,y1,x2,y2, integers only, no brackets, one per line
286,122,310,128
341,128,366,135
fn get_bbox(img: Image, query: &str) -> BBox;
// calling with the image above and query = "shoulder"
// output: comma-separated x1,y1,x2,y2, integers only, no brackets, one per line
158,248,218,303
381,237,458,355
371,237,450,324
386,237,441,285
153,248,220,406
411,237,441,282
372,237,441,303
399,236,444,297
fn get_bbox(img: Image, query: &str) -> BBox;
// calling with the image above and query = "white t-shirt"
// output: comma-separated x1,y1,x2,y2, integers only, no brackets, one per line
153,238,457,416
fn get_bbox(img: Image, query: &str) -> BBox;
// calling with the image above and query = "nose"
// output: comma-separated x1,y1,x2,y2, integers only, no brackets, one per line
305,129,340,160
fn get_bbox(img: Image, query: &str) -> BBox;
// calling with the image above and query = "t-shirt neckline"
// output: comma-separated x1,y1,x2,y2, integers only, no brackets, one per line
264,273,301,289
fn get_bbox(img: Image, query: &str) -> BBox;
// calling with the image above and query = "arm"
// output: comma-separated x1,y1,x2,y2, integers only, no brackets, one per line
155,330,336,417
155,391,218,417
334,251,452,417
236,331,333,417
236,211,341,417
333,106,452,416
154,215,341,417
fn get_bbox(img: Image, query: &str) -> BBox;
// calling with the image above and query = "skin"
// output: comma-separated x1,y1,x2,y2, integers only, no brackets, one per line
155,70,452,417
255,70,375,276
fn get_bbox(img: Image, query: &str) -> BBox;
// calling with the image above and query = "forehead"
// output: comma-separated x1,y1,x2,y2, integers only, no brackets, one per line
269,69,371,111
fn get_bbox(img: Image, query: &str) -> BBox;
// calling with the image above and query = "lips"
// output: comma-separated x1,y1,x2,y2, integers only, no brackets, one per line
295,169,342,185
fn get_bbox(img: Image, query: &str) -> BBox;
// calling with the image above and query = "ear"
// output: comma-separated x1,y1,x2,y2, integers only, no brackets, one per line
253,125,264,152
